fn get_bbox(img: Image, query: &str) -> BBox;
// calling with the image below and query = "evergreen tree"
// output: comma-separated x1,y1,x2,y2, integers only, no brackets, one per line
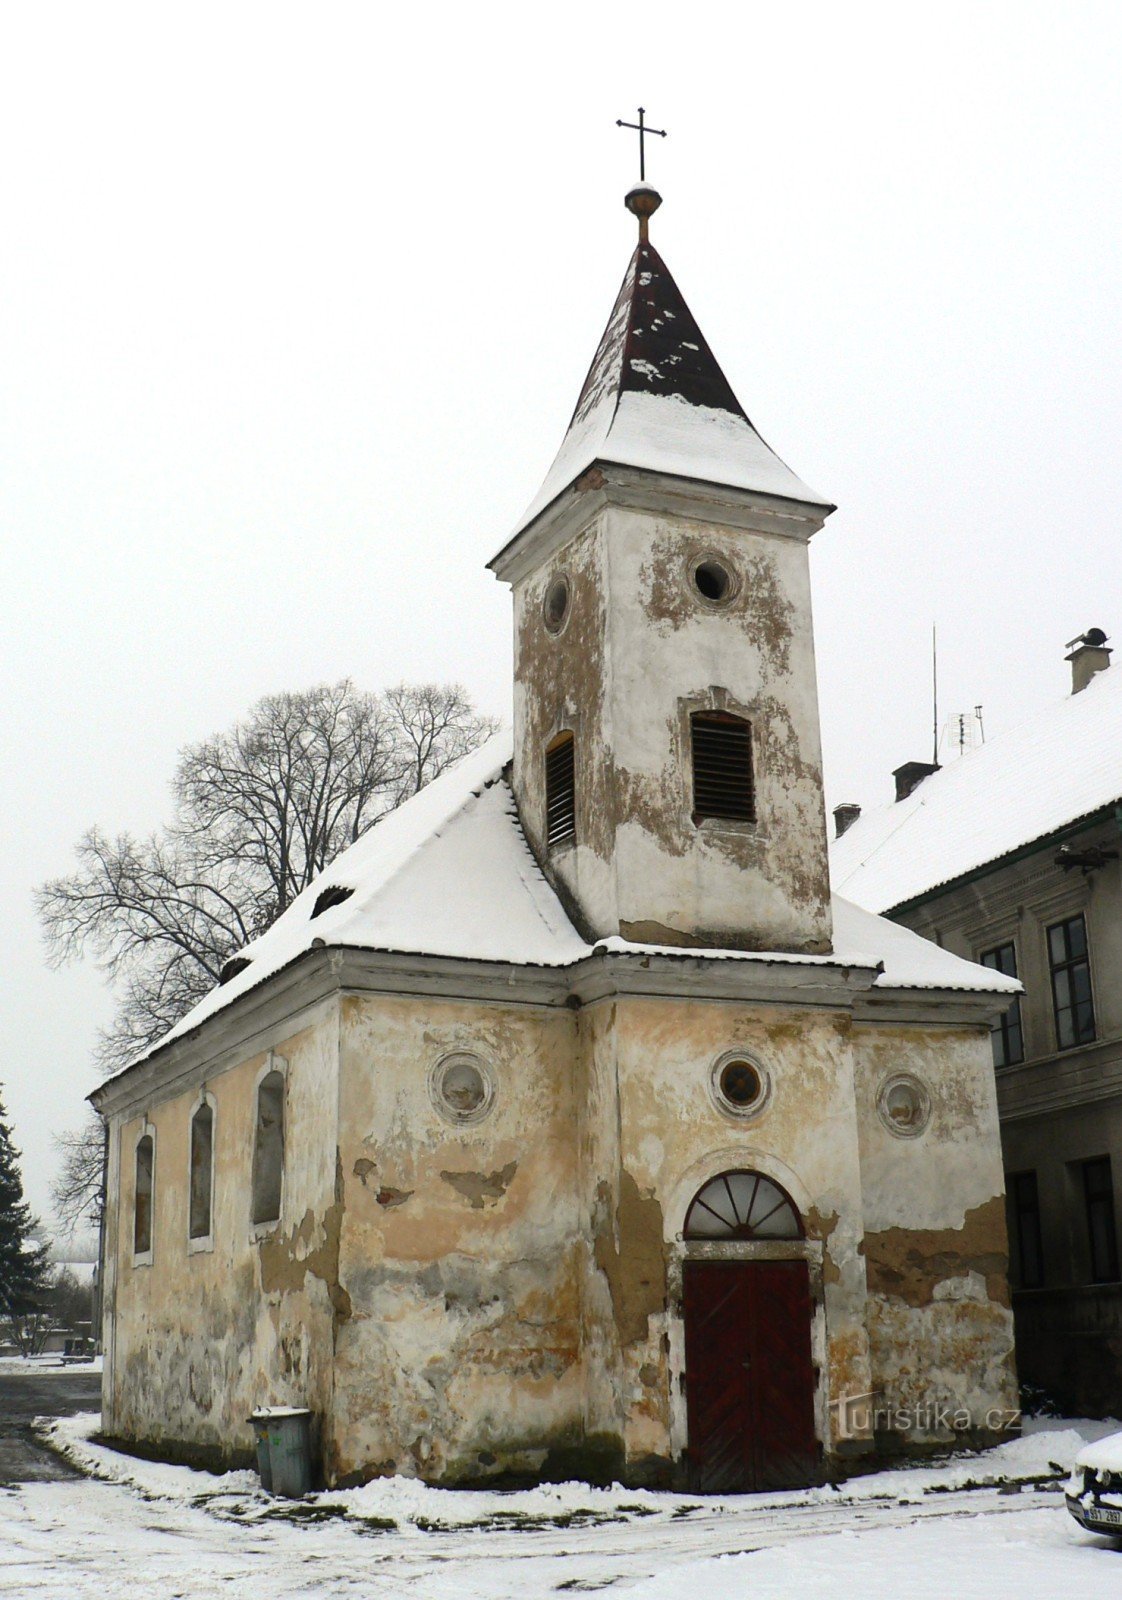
0,1087,51,1321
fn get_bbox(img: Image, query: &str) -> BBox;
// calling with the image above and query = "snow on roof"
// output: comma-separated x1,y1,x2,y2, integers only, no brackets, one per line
832,663,1122,914
507,242,831,542
149,732,588,1053
121,734,1016,1075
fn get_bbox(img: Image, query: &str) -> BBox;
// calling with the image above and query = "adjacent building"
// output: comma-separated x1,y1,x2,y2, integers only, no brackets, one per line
91,184,1021,1492
833,635,1122,1415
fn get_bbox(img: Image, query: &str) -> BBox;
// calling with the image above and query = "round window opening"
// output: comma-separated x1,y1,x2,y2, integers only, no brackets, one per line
432,1054,493,1124
543,575,570,634
877,1073,931,1138
710,1052,770,1119
693,558,733,604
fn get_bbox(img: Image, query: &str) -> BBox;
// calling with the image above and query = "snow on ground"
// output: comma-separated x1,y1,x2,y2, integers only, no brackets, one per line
1,1412,1118,1598
0,1355,102,1375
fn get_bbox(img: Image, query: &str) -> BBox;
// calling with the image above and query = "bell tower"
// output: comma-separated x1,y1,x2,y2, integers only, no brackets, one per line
488,186,836,953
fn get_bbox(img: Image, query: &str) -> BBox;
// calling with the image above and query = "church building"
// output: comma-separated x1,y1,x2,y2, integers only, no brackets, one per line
92,181,1021,1493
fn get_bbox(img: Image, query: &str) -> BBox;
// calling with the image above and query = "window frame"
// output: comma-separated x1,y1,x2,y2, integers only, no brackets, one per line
1083,1156,1120,1284
544,730,576,851
1047,912,1096,1051
132,1124,156,1267
690,709,756,827
187,1092,217,1254
979,940,1024,1068
250,1055,287,1239
1007,1169,1044,1289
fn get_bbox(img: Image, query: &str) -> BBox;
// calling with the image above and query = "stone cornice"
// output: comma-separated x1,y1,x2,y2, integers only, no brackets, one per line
91,936,994,1123
489,464,829,587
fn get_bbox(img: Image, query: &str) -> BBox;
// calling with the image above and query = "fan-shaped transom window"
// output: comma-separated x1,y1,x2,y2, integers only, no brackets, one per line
684,1170,802,1242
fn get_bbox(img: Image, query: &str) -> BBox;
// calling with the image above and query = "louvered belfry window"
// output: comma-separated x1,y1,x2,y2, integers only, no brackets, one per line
545,731,576,849
691,711,755,823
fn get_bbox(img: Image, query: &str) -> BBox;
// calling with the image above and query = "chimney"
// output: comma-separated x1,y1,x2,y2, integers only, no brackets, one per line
1065,627,1111,694
892,761,939,803
833,802,862,839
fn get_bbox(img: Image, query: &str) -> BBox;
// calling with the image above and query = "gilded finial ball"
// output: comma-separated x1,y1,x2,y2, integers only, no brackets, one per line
625,183,663,223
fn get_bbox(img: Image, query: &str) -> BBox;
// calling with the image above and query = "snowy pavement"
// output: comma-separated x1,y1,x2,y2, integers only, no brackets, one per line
1,1413,1120,1597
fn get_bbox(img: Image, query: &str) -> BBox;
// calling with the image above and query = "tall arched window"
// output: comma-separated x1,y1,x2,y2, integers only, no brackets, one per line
691,711,755,823
189,1101,214,1242
134,1133,154,1257
545,731,576,849
251,1069,285,1227
684,1170,802,1241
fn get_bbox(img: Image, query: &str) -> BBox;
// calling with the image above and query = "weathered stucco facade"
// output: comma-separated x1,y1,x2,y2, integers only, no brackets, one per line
97,947,1018,1484
94,187,1020,1491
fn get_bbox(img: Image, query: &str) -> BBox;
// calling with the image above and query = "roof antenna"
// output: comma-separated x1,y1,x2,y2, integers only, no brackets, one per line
932,624,939,766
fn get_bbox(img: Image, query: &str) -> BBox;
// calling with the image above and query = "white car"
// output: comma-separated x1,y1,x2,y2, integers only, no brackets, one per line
1067,1431,1122,1537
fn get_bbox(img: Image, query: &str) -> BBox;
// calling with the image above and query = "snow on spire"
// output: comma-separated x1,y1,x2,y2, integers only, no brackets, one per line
505,210,832,542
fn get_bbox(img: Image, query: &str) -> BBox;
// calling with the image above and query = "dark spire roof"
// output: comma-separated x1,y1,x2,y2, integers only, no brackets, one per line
507,233,831,540
571,240,745,424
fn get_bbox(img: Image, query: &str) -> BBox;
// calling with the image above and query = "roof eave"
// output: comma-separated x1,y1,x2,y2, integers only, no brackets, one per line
489,460,835,587
880,801,1122,918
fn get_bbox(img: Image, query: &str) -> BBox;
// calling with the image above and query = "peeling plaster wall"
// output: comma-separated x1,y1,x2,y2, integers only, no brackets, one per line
330,994,585,1484
104,1014,341,1465
512,500,832,953
853,1025,1018,1442
580,996,873,1480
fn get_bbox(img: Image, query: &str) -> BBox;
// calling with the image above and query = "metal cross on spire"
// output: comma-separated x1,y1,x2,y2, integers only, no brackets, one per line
616,106,667,183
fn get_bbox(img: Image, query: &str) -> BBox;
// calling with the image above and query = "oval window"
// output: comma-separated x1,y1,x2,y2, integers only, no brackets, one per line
877,1073,931,1138
543,575,570,634
431,1053,494,1125
709,1051,770,1119
693,558,733,604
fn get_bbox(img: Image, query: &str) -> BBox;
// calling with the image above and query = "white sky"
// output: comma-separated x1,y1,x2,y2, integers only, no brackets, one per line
2,0,1121,1226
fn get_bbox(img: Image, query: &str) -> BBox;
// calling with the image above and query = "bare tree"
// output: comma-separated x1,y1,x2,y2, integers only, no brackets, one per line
51,1115,107,1239
384,683,499,803
37,679,498,1230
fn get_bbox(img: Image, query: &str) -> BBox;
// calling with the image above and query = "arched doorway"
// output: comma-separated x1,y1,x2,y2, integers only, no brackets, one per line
682,1170,818,1492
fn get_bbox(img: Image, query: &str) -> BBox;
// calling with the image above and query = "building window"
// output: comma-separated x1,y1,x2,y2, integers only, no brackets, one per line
189,1101,214,1243
980,942,1024,1067
545,732,576,849
134,1133,154,1259
1048,914,1095,1049
251,1069,285,1228
691,711,755,824
1008,1170,1044,1289
429,1052,495,1126
684,1170,802,1241
1083,1157,1120,1283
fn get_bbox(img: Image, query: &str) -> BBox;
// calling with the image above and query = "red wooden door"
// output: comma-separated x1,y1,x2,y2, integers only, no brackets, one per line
683,1259,818,1492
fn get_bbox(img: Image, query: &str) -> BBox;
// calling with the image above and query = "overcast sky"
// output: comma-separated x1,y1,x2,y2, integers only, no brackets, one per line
3,1,1121,1229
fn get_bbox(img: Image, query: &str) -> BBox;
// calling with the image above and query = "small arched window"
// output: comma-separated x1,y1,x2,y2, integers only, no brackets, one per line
189,1101,214,1242
691,711,755,824
684,1170,802,1241
545,731,576,849
134,1133,154,1257
251,1070,285,1227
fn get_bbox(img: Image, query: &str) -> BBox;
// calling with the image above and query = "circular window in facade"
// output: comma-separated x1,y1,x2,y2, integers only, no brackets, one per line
430,1053,494,1125
690,554,738,607
877,1072,931,1139
542,574,571,634
709,1050,770,1120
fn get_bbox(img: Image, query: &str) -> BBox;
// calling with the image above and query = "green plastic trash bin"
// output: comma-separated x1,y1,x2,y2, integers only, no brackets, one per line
249,1408,313,1497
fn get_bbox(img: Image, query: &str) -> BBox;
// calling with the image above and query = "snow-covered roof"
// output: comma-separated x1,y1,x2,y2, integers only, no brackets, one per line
124,734,1016,1073
506,242,831,542
832,663,1122,914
